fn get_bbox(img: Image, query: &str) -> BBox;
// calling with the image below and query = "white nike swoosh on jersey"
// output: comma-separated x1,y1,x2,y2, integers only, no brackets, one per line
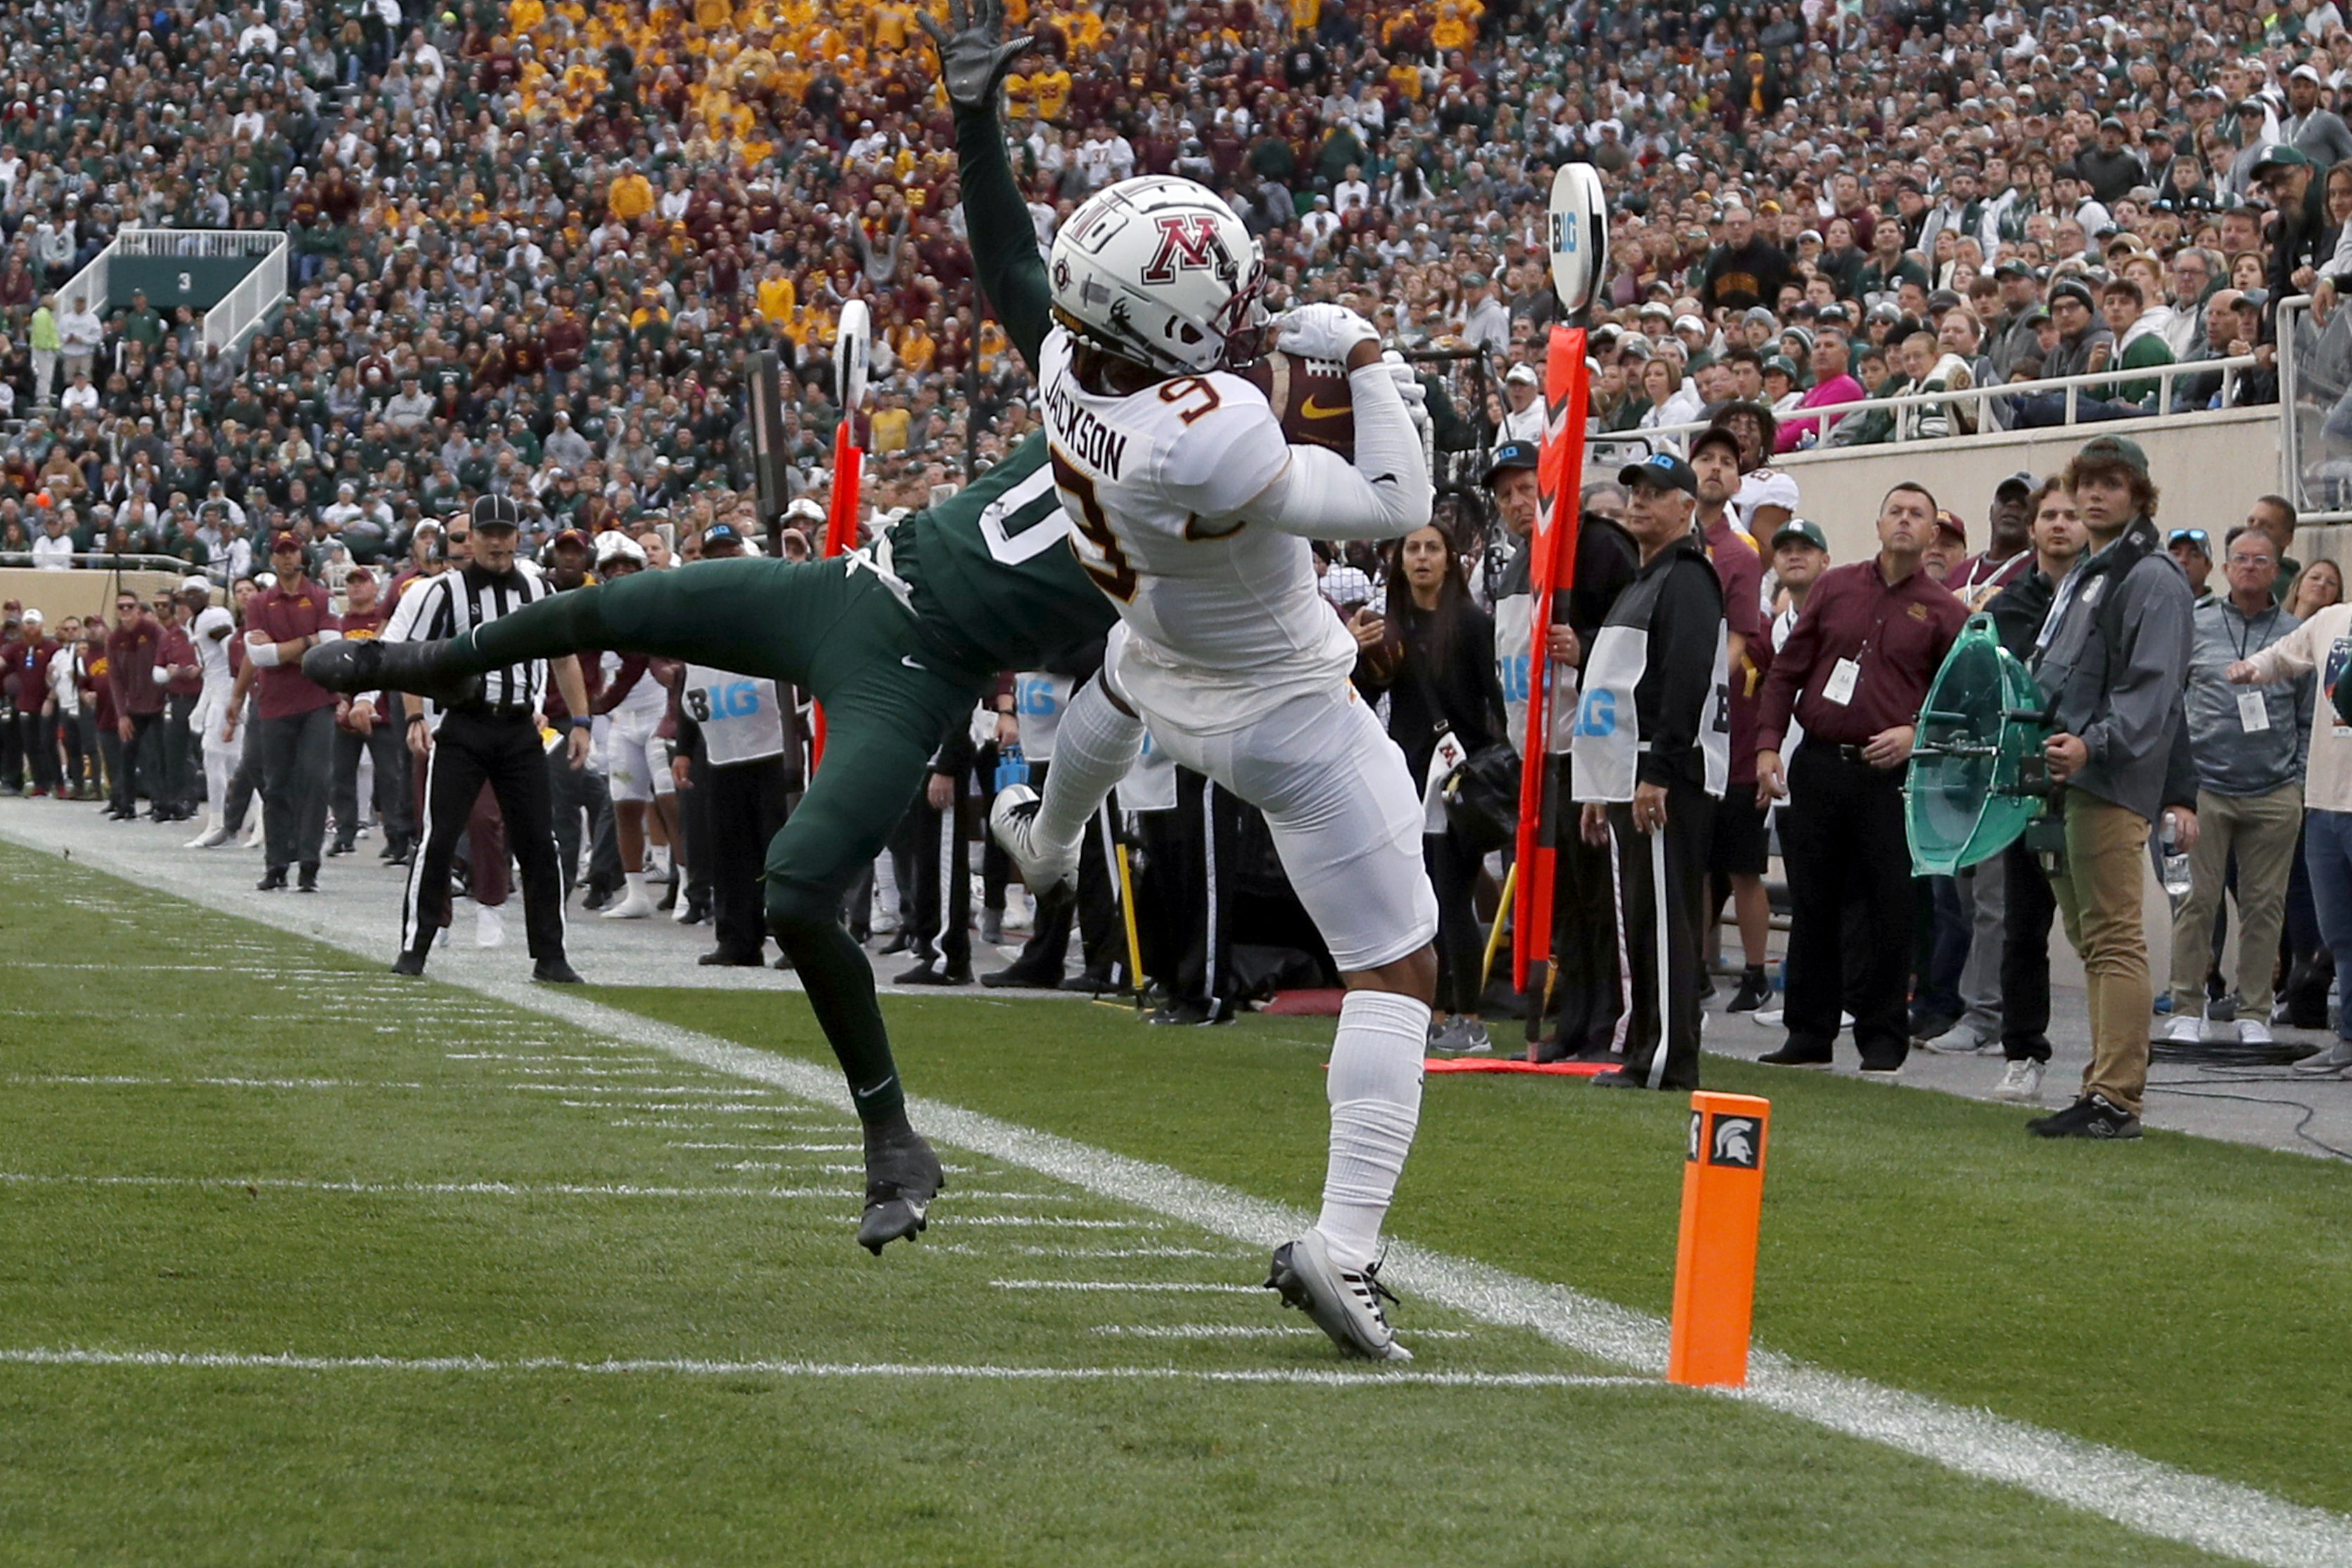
901,655,926,671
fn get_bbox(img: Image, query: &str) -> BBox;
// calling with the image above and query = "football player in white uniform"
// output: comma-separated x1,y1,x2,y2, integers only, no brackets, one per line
994,173,1438,1360
182,576,241,849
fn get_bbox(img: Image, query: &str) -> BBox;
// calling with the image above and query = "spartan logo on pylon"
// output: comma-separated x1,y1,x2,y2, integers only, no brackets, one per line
1710,1115,1762,1169
1142,214,1231,283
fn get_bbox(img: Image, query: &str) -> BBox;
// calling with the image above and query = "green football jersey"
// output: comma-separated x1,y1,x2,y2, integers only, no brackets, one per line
892,431,1114,676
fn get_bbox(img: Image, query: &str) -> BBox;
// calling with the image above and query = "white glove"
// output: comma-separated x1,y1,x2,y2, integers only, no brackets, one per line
1274,302,1379,365
1381,349,1428,408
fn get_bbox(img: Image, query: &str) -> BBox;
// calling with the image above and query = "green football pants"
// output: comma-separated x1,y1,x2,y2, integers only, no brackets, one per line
463,556,988,923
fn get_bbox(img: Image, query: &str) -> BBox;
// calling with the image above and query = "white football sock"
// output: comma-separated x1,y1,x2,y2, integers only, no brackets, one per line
1317,989,1430,1271
1033,676,1146,857
623,870,646,898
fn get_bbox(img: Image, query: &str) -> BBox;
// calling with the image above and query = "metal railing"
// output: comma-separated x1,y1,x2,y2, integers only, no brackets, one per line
49,227,290,354
0,550,208,574
203,233,288,354
1587,353,2261,466
2273,293,2352,524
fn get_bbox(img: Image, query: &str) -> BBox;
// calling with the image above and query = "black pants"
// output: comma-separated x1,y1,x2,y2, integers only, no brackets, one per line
333,721,415,850
677,741,712,915
1552,757,1626,1053
98,723,125,811
905,770,972,973
402,709,567,962
221,711,261,834
257,706,334,873
0,700,19,790
707,754,791,960
1426,820,1487,1017
1135,767,1241,1016
62,711,89,793
549,748,614,891
123,710,164,807
15,709,58,792
160,693,198,811
1779,745,1912,1067
1007,760,1124,981
2000,835,2057,1062
1609,781,1714,1090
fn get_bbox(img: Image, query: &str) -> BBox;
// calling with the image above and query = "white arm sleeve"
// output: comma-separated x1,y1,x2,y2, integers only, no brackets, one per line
1236,362,1434,541
247,637,281,668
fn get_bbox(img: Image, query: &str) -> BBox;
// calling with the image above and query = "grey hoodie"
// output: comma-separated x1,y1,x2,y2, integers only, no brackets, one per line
2185,595,2311,797
2031,514,2195,821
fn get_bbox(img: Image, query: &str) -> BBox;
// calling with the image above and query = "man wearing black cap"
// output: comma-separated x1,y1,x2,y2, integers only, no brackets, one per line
225,530,340,890
1986,262,2044,382
1571,453,1727,1091
2077,117,2145,207
1482,439,1640,1059
1756,482,1966,1076
2256,143,2335,328
383,496,592,982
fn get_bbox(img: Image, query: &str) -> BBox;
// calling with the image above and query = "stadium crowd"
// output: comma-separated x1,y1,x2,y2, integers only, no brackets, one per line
2,0,2352,1128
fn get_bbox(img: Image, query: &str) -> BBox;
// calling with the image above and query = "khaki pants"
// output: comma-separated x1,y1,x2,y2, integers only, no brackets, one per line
2047,792,2152,1114
2168,783,2303,1018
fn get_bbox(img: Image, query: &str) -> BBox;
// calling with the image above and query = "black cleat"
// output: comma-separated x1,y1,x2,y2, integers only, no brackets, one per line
895,960,973,986
857,1124,945,1254
532,958,586,984
302,636,483,708
296,862,319,892
390,951,428,977
256,866,288,892
698,948,767,967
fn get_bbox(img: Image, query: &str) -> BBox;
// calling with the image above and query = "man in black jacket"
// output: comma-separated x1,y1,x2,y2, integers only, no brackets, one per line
1699,205,1793,319
1573,454,1728,1091
2257,144,2334,335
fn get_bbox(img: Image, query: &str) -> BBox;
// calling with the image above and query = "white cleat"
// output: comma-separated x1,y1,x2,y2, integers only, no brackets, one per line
601,889,658,920
1265,1229,1411,1362
2160,1013,2205,1046
184,821,230,849
475,904,506,949
988,785,1079,915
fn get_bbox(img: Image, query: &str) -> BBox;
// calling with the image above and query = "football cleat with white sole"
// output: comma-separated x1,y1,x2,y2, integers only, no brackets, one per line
302,635,484,708
856,1124,945,1255
1265,1229,1411,1361
988,784,1078,918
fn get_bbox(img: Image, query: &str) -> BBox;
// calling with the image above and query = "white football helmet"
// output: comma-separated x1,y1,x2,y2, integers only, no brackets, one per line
1048,176,1267,375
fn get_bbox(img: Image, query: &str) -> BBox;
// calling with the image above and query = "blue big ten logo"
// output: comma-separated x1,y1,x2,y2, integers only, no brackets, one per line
1500,650,1533,705
689,679,765,724
1572,687,1617,738
1016,674,1061,719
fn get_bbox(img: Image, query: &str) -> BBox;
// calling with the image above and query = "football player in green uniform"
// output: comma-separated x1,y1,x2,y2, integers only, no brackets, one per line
304,11,1109,1256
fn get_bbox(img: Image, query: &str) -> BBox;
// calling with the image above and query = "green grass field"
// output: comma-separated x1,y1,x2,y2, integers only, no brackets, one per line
3,839,2348,1565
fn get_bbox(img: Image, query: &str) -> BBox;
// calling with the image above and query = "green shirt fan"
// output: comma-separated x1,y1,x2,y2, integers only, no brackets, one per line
1903,614,2054,875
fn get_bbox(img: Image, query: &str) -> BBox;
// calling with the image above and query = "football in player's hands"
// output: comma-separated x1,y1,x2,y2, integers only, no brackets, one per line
1244,351,1353,456
1273,303,1379,364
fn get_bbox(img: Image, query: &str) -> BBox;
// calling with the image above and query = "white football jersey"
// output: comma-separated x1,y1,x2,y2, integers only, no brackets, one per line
1038,326,1357,735
193,605,236,695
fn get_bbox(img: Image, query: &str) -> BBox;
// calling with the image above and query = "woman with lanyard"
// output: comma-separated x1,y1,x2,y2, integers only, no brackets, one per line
1354,517,1508,1055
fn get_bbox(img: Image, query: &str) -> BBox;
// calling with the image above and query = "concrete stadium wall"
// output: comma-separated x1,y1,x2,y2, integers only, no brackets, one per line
1743,408,2285,564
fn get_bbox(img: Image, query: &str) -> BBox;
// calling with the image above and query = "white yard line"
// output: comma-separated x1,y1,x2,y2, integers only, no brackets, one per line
990,1280,1265,1294
12,818,2352,1568
0,1173,1049,1202
6,1074,431,1091
0,1346,1647,1390
1092,1325,1481,1341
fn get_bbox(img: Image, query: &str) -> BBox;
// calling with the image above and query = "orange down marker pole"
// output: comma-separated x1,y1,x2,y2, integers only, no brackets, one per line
1666,1091,1771,1388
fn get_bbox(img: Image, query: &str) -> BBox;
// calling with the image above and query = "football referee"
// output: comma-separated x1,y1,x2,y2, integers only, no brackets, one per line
385,496,592,982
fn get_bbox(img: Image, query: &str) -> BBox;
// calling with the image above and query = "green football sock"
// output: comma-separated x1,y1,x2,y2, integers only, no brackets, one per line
775,916,907,1126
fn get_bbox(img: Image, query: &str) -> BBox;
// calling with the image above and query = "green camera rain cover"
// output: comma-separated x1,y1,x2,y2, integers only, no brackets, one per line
1905,614,2048,875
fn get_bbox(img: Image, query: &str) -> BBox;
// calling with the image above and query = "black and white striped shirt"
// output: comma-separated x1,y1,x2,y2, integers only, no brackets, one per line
383,561,552,716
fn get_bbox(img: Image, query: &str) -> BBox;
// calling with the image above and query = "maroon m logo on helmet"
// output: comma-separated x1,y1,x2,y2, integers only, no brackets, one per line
1141,214,1229,283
